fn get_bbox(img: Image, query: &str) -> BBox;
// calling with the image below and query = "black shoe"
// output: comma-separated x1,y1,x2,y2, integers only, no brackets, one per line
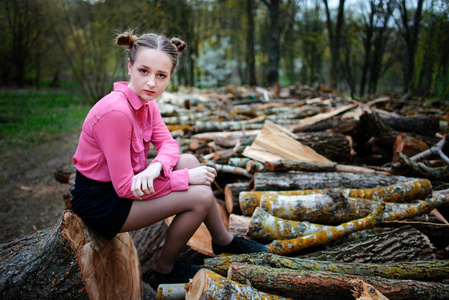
212,235,268,255
153,261,201,286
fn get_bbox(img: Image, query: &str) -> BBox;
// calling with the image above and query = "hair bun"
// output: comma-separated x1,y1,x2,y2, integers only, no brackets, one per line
116,31,138,50
171,38,186,54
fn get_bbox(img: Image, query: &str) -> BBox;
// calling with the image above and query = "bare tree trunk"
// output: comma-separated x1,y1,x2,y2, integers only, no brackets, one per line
246,0,257,86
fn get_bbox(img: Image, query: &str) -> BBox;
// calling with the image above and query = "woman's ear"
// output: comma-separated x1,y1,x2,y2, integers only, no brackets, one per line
127,59,132,76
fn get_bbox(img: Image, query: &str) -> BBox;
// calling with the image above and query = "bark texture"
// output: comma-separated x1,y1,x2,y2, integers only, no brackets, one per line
0,210,142,300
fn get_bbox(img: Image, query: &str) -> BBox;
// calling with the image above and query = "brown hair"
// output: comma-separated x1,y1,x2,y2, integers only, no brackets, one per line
116,31,186,75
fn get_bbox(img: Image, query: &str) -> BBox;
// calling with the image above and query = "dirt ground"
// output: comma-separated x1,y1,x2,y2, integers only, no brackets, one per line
0,133,80,244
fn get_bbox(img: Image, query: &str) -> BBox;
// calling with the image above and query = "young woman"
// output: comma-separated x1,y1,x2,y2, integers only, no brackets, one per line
70,31,267,286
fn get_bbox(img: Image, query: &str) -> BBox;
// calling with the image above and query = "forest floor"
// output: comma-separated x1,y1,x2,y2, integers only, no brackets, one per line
0,133,79,243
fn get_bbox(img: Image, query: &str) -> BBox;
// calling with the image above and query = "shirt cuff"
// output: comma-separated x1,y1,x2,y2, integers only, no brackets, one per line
169,168,189,191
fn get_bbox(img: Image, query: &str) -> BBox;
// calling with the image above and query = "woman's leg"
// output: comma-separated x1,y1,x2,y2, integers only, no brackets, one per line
173,154,233,245
120,154,231,273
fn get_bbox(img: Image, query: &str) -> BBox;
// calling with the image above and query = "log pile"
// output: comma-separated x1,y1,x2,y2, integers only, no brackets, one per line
3,85,449,299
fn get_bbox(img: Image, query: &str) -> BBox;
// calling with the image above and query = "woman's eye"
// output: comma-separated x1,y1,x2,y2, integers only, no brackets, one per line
157,74,166,79
140,69,148,74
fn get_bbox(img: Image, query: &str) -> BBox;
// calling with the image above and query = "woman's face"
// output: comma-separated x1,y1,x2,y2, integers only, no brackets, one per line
127,48,173,103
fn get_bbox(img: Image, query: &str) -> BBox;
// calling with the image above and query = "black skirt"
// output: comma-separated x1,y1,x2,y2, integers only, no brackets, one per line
70,170,133,240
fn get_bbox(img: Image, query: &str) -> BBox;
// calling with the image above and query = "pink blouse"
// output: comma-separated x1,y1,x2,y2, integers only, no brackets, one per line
73,82,189,200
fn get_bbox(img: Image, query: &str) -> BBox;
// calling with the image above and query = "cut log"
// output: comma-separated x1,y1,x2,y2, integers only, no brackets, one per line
224,182,250,214
393,133,430,163
253,172,422,192
0,210,142,300
239,179,432,216
265,201,384,255
350,278,389,300
303,225,436,263
228,214,252,237
243,120,332,164
204,252,449,282
291,103,358,132
247,207,334,242
260,193,446,224
227,262,449,300
156,283,187,300
265,159,390,175
382,115,440,136
185,268,289,300
293,131,354,163
206,162,252,178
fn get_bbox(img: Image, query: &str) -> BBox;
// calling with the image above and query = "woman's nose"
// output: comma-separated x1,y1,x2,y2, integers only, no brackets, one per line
147,75,156,87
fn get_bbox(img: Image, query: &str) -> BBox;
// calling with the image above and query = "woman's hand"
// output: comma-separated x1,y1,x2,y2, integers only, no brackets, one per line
188,166,217,185
131,162,162,199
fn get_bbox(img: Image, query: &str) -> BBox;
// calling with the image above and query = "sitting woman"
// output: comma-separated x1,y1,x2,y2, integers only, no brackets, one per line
70,30,267,286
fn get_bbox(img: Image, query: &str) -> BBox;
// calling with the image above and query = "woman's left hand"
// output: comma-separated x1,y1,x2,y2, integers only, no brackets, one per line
131,162,162,199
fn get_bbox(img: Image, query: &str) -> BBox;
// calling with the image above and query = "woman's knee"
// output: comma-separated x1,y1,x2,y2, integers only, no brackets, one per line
190,185,214,210
175,154,201,170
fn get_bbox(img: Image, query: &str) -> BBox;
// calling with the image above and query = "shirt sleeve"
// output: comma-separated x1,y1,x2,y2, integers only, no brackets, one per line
148,102,183,179
93,109,189,200
92,111,136,198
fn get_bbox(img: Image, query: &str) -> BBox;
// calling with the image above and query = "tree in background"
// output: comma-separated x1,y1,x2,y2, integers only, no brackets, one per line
261,0,281,87
323,0,346,90
411,1,449,99
297,1,326,85
394,0,425,94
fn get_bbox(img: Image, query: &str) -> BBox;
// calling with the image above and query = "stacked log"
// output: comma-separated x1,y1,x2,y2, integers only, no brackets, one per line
5,85,449,298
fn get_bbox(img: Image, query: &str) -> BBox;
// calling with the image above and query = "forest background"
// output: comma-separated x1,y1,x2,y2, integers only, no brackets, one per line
2,0,449,103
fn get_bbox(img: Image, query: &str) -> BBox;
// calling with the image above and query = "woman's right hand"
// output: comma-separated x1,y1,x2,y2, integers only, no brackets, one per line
188,166,217,185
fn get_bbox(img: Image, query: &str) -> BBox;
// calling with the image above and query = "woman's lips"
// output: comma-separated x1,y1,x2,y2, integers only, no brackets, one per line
144,90,155,95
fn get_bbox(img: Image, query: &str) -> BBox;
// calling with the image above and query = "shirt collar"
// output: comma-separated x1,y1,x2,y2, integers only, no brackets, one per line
113,82,144,111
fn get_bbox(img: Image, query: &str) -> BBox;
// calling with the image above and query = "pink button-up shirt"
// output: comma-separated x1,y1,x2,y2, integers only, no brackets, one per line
73,82,189,200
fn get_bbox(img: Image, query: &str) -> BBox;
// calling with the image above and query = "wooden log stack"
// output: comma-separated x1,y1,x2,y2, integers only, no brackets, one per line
3,85,449,299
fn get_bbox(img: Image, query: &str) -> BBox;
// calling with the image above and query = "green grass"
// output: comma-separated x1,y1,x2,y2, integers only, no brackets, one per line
0,88,90,149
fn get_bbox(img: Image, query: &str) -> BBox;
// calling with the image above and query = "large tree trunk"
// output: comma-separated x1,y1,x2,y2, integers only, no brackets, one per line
0,210,142,300
227,262,449,300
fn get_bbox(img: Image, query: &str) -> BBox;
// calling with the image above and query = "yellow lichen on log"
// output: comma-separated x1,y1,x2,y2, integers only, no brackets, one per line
185,268,291,300
266,202,384,255
204,252,449,282
239,179,432,216
247,207,333,242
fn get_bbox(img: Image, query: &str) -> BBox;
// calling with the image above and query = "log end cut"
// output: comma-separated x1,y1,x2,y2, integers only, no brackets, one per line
61,210,142,300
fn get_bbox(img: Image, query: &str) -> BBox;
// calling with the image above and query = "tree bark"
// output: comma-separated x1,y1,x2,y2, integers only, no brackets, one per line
0,210,142,300
227,262,449,300
156,283,188,300
185,268,288,300
252,172,422,194
303,225,436,263
205,252,449,282
224,182,250,214
265,201,384,255
260,193,446,224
